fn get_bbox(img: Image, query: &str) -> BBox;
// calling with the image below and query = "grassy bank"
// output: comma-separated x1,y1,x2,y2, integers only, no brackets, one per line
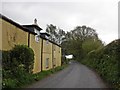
81,39,120,90
3,64,68,88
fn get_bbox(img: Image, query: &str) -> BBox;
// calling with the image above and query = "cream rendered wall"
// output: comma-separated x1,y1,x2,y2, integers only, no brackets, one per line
55,45,61,67
0,19,2,50
58,47,61,66
2,19,28,51
42,39,52,70
30,34,41,73
42,53,52,70
53,44,57,67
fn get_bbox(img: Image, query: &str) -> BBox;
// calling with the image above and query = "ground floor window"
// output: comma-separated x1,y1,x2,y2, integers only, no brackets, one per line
46,58,49,68
53,58,56,67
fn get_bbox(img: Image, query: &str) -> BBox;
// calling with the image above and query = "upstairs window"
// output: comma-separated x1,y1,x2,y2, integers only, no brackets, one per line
46,40,49,45
35,35,39,42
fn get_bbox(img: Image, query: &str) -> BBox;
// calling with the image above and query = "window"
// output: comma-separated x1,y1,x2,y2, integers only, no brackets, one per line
46,58,49,68
34,28,40,42
53,58,56,67
54,46,56,51
35,35,39,42
45,35,49,39
46,40,49,45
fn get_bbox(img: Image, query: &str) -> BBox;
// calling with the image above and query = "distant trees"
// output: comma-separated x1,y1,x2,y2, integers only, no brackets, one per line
62,25,104,61
65,26,98,41
46,24,104,62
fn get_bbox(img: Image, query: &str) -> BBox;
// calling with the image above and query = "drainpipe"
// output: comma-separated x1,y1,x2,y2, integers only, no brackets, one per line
28,32,30,47
41,39,43,71
52,44,54,69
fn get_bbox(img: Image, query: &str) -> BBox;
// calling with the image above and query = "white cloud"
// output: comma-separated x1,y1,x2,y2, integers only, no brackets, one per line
1,0,119,44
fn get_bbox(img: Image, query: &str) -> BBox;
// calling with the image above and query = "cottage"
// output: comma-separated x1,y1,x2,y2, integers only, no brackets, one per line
0,14,61,73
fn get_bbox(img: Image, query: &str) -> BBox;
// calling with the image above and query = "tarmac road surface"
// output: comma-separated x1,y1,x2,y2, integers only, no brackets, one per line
26,61,107,88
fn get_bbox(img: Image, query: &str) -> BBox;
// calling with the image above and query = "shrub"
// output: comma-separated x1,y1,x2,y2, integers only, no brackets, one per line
2,45,67,88
82,39,120,89
2,51,11,70
10,45,34,73
2,78,18,88
2,45,35,88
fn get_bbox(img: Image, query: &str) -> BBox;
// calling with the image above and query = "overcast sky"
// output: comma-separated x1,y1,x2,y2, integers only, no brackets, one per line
1,0,119,44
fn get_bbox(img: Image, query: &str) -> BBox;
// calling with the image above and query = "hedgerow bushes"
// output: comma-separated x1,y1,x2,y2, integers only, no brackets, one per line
82,39,120,89
2,45,34,88
2,45,67,88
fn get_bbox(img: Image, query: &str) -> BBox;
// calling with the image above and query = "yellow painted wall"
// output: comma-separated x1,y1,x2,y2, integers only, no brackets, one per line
42,53,52,70
51,43,61,68
30,34,41,73
0,19,2,50
55,45,61,67
52,44,57,68
42,39,52,70
2,19,28,51
59,47,61,66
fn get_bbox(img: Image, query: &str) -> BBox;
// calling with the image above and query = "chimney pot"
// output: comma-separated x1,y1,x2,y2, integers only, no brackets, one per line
34,18,37,25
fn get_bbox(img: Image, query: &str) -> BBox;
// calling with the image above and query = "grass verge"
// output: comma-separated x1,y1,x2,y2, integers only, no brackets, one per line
3,64,68,88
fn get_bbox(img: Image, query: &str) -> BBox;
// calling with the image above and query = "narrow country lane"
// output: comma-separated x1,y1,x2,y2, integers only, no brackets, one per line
26,61,107,88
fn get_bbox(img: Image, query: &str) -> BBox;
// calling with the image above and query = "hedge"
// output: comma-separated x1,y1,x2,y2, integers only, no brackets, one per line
82,39,120,89
2,45,34,88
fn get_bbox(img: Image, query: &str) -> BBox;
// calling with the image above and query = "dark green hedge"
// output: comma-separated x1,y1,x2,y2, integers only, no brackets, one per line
2,45,67,88
2,45,34,88
82,39,120,89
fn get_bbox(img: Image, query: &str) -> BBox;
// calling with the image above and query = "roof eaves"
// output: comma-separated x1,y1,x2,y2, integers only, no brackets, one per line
40,35,61,47
22,25,42,31
0,14,37,35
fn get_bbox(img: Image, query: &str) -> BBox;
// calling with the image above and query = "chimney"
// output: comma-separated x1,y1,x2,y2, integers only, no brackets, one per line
34,18,37,25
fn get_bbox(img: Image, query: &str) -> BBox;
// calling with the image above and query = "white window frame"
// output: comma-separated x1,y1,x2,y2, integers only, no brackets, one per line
35,35,39,42
34,28,40,42
46,58,49,68
46,40,49,45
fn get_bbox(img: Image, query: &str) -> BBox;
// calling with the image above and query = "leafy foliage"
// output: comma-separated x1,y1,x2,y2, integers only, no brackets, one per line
82,38,103,54
10,45,34,73
82,39,120,89
3,45,34,73
61,25,103,61
46,24,66,44
2,45,35,88
2,62,67,88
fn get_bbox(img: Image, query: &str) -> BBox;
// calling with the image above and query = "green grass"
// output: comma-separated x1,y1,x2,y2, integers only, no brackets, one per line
3,64,68,88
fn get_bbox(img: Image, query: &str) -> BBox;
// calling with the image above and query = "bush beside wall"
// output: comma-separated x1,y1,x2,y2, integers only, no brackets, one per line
2,45,34,88
2,45,66,88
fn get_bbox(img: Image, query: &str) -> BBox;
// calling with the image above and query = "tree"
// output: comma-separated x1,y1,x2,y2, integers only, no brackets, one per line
62,25,103,61
82,38,104,55
46,24,57,42
46,24,66,45
69,26,98,41
46,24,103,62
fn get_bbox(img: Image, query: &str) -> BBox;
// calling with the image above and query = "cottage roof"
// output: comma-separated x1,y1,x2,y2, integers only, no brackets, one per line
22,24,42,32
0,14,37,35
40,32,50,37
0,14,61,47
